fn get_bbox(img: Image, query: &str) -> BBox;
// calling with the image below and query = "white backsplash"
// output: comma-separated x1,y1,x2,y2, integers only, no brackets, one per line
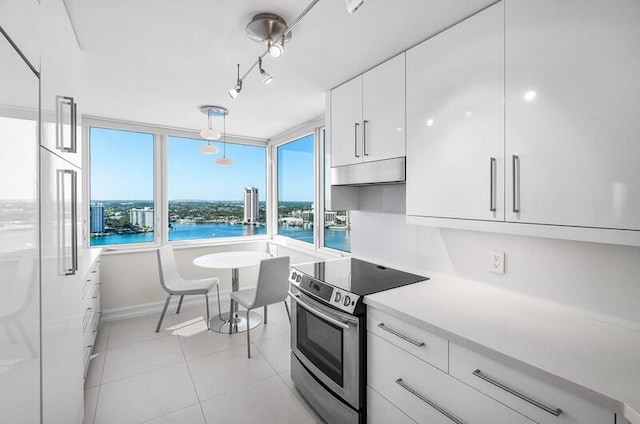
352,185,640,329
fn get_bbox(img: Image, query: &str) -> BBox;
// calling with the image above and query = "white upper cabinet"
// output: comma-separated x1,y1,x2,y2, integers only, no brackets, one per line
406,2,504,221
40,0,83,167
0,0,40,70
331,54,405,168
505,0,640,230
331,76,363,167
362,54,406,163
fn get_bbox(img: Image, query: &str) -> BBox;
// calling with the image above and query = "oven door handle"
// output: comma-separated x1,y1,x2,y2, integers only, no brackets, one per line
288,291,350,330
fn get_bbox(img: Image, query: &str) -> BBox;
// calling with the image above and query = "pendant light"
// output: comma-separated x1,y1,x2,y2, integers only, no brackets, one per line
199,106,228,155
215,108,233,166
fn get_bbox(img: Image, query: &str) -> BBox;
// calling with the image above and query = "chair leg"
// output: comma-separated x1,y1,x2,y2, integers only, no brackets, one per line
205,294,210,330
246,309,251,358
176,295,184,314
264,305,268,324
284,300,291,324
216,285,222,317
156,295,172,333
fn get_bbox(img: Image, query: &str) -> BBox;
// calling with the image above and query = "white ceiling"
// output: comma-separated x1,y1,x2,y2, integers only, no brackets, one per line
64,0,495,140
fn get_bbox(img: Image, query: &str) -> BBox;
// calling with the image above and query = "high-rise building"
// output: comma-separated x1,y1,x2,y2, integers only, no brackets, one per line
90,203,105,233
243,187,259,224
130,207,154,228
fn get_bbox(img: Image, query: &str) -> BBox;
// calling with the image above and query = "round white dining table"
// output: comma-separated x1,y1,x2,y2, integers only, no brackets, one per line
193,251,269,334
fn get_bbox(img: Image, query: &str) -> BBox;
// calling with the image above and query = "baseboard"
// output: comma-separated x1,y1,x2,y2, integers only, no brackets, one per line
101,290,232,322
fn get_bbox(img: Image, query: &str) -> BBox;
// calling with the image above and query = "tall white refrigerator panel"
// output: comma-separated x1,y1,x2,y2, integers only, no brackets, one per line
0,27,41,423
40,148,83,423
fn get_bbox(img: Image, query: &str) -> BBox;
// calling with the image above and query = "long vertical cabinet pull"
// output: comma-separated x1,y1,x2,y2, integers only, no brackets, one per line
57,169,77,275
489,157,497,212
512,155,520,213
354,122,360,157
71,169,78,273
56,96,77,153
363,120,369,156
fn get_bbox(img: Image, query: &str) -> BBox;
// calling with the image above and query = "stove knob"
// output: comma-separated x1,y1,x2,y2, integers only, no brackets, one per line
291,272,297,280
334,292,342,303
343,295,351,307
296,274,302,283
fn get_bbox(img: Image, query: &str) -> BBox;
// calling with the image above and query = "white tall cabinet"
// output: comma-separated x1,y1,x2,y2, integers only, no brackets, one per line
505,0,640,230
330,54,406,167
406,2,504,221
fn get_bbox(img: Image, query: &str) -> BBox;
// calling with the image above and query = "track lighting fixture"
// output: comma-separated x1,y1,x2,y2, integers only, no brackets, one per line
228,64,242,99
228,0,362,99
258,57,273,84
345,0,365,14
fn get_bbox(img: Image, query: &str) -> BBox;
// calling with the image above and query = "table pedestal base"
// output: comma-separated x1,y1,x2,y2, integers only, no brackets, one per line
209,311,262,334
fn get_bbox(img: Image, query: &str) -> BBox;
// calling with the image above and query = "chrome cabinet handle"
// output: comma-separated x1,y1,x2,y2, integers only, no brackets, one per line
512,155,520,213
489,157,497,212
377,323,425,347
396,378,465,424
354,122,360,157
363,120,369,156
472,369,562,417
71,169,78,273
288,291,350,330
56,96,77,153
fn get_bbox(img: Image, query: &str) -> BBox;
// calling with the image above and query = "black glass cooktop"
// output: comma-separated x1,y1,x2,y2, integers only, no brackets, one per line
292,257,428,296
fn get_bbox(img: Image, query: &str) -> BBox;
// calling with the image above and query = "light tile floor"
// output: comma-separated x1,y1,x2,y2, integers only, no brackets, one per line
84,302,325,424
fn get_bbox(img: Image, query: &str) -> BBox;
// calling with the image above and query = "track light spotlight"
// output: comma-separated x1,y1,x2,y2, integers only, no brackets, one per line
258,57,273,84
268,38,284,58
345,0,365,14
228,64,242,99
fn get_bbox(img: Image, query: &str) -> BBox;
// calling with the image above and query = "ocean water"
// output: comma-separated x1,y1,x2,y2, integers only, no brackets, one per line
90,222,351,252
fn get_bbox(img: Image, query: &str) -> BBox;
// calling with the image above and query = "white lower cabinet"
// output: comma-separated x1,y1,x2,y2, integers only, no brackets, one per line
367,385,416,424
81,257,101,379
367,331,535,424
449,343,615,424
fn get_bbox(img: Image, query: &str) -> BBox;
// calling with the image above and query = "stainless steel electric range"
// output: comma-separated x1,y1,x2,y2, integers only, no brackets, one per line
288,257,428,424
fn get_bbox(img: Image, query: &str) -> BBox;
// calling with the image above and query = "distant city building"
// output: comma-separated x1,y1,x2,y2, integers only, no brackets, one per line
302,210,313,223
130,207,154,228
90,203,105,233
325,211,337,226
243,187,259,224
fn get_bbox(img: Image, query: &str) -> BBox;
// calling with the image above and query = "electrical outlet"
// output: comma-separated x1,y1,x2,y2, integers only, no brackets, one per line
489,251,505,274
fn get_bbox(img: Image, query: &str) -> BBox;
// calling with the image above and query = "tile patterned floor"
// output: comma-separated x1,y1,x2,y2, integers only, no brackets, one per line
83,303,325,424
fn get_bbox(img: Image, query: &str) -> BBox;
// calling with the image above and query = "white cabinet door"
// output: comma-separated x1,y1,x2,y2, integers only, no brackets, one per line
40,150,84,424
505,0,640,230
362,54,406,162
331,76,362,167
0,0,40,69
40,0,82,168
406,2,505,221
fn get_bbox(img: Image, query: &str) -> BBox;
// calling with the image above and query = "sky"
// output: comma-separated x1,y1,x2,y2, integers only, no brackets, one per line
90,127,314,202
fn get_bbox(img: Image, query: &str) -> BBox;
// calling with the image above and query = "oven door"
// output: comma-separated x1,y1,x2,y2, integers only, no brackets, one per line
289,290,362,409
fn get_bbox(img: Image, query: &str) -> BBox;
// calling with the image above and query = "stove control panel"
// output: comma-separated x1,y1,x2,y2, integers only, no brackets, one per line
289,268,359,314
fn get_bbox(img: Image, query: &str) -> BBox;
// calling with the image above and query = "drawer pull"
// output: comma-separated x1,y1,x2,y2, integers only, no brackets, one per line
472,369,562,417
395,378,465,424
378,323,425,347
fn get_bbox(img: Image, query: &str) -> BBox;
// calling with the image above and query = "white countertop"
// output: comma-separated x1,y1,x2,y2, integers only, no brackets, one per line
364,276,640,424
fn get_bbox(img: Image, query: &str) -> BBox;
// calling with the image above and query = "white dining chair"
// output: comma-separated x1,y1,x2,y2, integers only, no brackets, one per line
155,245,221,333
230,256,290,358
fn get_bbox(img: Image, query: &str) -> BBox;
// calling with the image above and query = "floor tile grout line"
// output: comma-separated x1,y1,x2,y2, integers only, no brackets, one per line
137,402,203,424
177,327,210,424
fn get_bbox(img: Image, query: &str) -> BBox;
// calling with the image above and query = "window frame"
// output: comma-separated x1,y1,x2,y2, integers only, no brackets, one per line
83,117,270,251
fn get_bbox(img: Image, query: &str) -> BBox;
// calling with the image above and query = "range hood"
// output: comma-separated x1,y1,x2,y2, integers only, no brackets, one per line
330,157,405,186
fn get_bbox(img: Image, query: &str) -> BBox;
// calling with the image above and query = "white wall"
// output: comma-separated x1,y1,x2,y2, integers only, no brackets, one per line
99,240,321,317
352,185,640,329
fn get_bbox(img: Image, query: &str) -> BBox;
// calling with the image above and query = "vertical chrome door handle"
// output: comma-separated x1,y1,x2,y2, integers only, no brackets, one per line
489,157,497,212
71,99,78,154
512,155,520,213
71,169,78,273
363,120,369,156
56,96,77,153
354,122,360,157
